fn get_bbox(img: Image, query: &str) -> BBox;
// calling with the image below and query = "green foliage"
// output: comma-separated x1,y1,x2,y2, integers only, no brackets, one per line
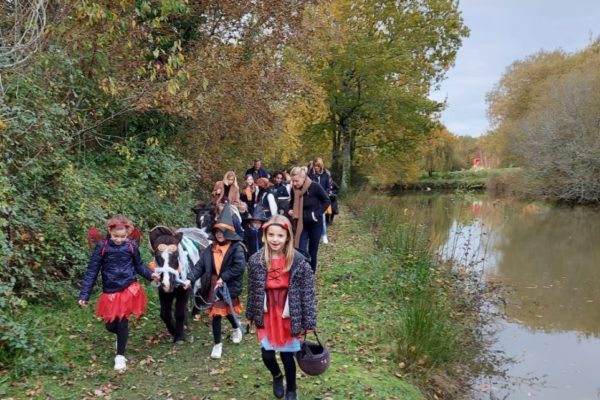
0,283,54,378
298,0,469,189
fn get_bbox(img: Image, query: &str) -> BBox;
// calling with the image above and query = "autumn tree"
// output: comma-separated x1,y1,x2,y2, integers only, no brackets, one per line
422,127,457,176
295,0,468,189
486,41,600,202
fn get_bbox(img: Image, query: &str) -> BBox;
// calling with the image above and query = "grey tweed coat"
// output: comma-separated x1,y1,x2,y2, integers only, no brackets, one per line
246,249,317,337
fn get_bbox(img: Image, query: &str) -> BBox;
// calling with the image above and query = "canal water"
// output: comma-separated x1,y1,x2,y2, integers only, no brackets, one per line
390,192,600,400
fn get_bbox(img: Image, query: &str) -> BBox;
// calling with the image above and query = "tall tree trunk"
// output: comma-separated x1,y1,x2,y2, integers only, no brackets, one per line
341,119,352,192
331,123,341,181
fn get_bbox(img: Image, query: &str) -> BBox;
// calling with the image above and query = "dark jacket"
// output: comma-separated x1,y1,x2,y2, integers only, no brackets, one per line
79,240,153,301
188,240,246,298
246,250,317,336
290,181,331,226
245,167,270,181
244,226,264,259
308,170,331,194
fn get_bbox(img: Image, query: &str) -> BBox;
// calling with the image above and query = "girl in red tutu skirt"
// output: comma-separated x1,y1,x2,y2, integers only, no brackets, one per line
246,215,317,400
78,215,159,372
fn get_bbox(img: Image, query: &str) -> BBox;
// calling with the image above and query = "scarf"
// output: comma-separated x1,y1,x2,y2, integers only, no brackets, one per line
292,176,312,248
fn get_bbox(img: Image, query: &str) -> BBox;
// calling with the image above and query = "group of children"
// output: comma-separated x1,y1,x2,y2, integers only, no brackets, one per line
78,168,321,399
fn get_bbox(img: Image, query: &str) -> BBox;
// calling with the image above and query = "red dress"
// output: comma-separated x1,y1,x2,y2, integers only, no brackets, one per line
257,257,294,347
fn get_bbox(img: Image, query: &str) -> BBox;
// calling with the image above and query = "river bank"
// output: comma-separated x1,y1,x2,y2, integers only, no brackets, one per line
391,168,520,192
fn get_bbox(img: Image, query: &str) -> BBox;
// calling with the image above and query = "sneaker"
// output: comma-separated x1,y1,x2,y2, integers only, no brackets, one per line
231,328,243,344
211,343,223,359
272,374,284,398
114,355,127,372
321,235,329,244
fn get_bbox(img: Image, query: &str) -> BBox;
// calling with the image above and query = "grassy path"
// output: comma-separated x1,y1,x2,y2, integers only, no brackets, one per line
2,209,421,399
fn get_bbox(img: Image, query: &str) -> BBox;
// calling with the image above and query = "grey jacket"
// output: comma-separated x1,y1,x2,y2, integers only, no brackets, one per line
246,250,317,336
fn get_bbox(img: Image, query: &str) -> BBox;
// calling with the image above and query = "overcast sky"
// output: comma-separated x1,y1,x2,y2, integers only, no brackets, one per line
429,0,600,137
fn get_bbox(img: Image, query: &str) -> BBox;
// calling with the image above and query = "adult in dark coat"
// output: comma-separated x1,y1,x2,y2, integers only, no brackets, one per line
245,158,271,181
288,166,330,273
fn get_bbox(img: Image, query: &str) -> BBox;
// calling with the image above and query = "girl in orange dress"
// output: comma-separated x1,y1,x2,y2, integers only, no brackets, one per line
184,204,246,359
246,215,317,400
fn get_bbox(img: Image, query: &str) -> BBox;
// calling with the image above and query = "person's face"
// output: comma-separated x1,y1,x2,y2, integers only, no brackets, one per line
225,174,234,185
274,174,283,184
266,225,287,253
314,165,322,174
291,174,305,190
110,228,128,245
254,160,261,169
246,176,254,185
214,231,225,243
250,220,262,229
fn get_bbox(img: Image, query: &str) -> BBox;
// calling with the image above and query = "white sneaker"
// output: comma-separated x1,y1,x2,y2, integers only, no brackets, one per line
211,343,223,359
231,328,243,344
322,235,329,244
114,355,127,372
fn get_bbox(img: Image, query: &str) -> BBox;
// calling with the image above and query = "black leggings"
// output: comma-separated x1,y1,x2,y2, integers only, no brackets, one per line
105,317,129,356
261,348,297,392
212,315,239,344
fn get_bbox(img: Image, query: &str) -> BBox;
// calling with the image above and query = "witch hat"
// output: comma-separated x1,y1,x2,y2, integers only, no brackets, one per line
211,203,243,242
248,206,268,223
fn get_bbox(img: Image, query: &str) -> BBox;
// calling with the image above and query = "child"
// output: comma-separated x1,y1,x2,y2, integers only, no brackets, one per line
244,206,267,258
246,215,317,400
184,204,246,359
78,215,159,372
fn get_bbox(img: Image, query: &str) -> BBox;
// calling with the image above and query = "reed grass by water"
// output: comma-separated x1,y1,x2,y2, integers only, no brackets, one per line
347,190,483,396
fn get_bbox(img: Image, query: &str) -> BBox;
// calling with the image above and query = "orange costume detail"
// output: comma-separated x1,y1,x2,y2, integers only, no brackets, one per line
208,242,243,318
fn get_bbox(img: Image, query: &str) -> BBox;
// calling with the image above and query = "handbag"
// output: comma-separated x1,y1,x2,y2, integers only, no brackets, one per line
295,331,330,376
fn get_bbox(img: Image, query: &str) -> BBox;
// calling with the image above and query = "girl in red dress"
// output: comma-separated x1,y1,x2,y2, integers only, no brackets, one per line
79,215,159,372
246,215,317,400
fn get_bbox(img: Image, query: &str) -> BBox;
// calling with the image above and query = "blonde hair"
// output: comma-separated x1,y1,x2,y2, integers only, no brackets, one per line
107,214,133,235
313,157,324,171
262,215,295,272
223,171,239,188
290,166,307,178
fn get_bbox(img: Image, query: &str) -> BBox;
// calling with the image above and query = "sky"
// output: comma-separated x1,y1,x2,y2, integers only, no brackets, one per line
429,0,600,137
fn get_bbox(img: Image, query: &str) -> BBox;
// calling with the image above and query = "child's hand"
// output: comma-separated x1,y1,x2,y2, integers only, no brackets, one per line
183,279,192,290
216,278,224,287
78,299,88,307
151,273,160,281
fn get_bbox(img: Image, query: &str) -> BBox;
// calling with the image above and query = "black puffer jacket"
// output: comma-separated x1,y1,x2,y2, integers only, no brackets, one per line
187,240,246,298
79,240,153,301
246,250,316,336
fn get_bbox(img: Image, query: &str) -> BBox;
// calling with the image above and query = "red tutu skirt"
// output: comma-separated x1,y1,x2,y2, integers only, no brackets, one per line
96,281,148,323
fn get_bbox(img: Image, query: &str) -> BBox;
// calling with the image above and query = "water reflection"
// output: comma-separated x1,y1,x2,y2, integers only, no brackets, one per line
389,192,600,399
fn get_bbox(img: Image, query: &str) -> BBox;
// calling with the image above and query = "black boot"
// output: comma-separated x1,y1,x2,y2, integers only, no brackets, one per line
285,391,297,400
272,374,284,398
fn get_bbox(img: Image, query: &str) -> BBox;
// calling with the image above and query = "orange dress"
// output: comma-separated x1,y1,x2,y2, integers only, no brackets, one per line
257,257,298,349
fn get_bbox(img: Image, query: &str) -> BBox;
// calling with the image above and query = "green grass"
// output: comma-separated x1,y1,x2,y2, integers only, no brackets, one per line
0,210,422,400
